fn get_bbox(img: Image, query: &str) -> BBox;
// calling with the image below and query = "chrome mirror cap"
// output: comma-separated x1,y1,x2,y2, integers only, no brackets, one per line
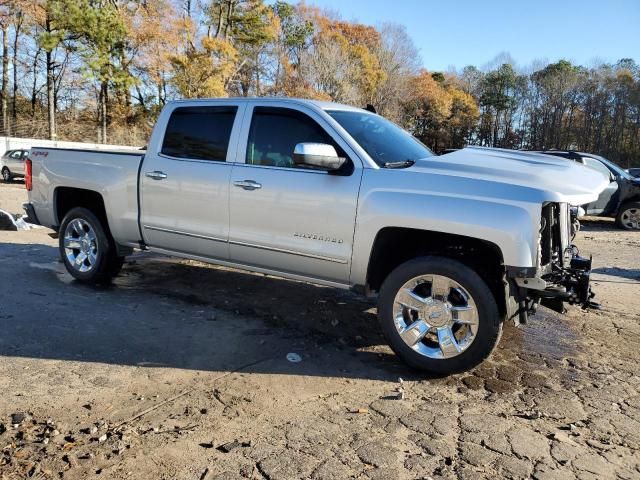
293,143,346,171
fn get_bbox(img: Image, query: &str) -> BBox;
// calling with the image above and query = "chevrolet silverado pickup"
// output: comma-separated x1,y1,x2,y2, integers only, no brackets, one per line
24,98,608,374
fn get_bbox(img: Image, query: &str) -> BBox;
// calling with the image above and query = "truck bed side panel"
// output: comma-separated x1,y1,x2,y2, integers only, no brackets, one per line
30,148,144,246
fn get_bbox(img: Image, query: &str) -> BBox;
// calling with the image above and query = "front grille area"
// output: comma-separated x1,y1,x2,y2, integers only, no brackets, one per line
540,203,570,267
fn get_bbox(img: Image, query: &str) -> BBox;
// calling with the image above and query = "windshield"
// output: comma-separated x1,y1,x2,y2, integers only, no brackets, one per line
327,110,434,167
587,154,633,181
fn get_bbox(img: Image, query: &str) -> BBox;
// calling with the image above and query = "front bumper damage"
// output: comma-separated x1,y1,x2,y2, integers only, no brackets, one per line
507,202,599,324
510,251,599,323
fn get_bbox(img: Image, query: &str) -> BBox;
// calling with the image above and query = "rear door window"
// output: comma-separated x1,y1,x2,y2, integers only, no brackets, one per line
162,106,237,161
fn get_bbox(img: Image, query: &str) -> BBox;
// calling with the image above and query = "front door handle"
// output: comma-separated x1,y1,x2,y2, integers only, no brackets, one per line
145,171,167,180
233,180,262,191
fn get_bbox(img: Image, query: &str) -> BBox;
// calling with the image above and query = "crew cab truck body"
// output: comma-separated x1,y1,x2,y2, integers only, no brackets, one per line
24,98,608,374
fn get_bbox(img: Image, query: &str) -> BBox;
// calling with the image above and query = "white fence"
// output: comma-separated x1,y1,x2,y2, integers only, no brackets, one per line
0,136,141,157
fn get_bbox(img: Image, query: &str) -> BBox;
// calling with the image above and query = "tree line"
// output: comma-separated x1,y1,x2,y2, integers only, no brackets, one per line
0,0,638,166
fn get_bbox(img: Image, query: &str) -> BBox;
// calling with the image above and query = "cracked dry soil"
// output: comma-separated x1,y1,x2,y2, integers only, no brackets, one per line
0,182,639,480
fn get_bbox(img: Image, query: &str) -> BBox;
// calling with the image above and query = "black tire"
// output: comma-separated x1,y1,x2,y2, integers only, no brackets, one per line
378,256,502,375
1,167,12,183
58,207,124,284
615,202,640,230
107,256,126,277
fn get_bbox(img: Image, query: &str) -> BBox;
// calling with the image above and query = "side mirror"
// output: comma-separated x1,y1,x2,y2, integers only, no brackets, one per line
293,143,346,171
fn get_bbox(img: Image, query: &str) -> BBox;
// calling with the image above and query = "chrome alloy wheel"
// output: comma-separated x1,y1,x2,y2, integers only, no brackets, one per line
620,207,640,230
63,218,99,273
392,274,479,359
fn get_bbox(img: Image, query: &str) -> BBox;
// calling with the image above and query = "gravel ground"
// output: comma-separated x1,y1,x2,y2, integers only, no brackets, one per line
0,181,639,480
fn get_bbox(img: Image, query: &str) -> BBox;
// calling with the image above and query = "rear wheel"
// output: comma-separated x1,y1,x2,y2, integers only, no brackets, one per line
616,202,640,230
378,256,502,374
1,167,11,182
59,207,124,284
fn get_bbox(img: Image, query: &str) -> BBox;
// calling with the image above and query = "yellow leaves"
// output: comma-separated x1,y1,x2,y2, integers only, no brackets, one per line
449,88,479,121
202,37,239,63
278,58,331,100
350,44,386,102
306,17,386,103
125,0,179,47
258,4,280,45
409,71,479,123
406,70,480,149
170,38,238,99
409,71,452,121
615,68,634,88
332,21,381,50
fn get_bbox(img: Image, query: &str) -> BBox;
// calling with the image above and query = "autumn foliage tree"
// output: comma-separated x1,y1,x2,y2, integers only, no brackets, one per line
404,71,478,151
0,0,637,167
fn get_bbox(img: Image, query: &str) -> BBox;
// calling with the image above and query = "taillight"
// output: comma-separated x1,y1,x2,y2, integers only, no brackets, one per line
25,158,32,191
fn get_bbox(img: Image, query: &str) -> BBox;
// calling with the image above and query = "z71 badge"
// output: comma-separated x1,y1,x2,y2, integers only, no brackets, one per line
294,232,343,243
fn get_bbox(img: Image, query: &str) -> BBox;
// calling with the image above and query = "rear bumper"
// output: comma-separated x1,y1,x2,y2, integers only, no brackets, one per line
22,203,41,225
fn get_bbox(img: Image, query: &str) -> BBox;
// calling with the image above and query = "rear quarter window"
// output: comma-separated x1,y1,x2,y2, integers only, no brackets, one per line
161,106,237,161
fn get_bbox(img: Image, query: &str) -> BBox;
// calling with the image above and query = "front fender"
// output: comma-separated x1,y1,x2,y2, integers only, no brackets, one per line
349,189,540,287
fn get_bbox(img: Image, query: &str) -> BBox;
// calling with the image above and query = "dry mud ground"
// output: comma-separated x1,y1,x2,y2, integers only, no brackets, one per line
0,181,639,480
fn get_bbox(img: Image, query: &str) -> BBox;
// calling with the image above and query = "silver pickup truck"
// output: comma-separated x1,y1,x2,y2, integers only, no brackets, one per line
24,98,607,374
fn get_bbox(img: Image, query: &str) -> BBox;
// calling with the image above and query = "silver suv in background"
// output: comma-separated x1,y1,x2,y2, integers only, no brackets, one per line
1,149,29,182
24,98,608,374
539,151,640,230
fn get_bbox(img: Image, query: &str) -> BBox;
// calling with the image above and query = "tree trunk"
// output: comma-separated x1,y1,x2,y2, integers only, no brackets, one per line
161,74,167,105
222,0,235,39
12,14,22,123
100,80,108,144
255,52,261,96
1,25,8,136
214,3,224,38
30,48,40,118
134,84,146,110
46,49,56,139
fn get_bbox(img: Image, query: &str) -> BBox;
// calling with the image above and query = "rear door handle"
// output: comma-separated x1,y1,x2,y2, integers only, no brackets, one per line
145,171,167,180
233,180,262,191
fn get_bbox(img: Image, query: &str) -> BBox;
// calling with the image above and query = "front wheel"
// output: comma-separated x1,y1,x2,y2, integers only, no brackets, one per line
378,256,502,375
1,167,12,182
615,202,640,230
59,207,124,284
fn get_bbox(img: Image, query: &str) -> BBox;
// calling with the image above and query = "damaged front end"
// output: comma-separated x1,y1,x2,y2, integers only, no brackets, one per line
509,202,599,324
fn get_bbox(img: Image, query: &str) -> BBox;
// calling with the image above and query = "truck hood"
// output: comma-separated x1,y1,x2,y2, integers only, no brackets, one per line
411,147,609,205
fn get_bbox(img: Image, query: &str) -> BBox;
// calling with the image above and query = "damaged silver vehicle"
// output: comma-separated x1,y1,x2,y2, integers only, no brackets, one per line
23,98,608,374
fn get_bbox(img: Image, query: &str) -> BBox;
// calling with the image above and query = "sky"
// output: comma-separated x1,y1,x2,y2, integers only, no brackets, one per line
292,0,640,71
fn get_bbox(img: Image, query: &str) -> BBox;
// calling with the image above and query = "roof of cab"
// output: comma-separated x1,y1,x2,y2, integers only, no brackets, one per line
167,97,367,113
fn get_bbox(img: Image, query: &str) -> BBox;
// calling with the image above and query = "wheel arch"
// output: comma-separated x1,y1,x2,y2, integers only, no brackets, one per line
54,187,108,228
364,227,508,317
54,187,136,256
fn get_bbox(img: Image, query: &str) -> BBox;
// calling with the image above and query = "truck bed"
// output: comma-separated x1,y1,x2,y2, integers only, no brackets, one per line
29,147,145,247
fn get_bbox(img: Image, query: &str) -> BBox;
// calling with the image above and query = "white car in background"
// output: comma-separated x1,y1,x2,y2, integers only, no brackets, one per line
1,149,29,182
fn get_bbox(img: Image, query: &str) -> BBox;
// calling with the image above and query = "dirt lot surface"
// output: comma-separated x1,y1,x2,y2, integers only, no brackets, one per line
1,181,639,480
